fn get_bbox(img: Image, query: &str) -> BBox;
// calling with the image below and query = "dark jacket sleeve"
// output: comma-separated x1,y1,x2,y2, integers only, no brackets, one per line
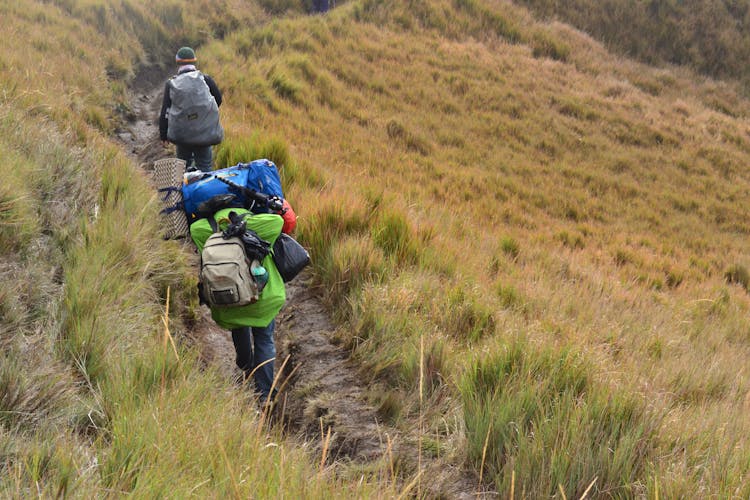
204,75,223,107
158,80,172,141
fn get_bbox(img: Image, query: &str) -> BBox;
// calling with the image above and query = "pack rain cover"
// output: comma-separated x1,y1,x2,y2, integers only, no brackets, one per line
167,71,224,146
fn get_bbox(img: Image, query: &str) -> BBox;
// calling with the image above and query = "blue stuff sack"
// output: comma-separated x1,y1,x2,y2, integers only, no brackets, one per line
180,159,284,222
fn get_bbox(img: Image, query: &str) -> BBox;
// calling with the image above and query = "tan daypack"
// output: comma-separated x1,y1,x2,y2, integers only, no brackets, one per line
199,222,259,308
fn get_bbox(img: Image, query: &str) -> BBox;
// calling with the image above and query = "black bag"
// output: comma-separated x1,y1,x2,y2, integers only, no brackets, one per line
272,233,310,282
219,211,271,262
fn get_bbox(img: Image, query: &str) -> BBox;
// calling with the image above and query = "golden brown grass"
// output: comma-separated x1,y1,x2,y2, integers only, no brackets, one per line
3,0,750,496
205,0,750,495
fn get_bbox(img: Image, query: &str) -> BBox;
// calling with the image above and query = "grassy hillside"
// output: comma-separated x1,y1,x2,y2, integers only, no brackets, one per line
0,1,393,497
207,0,750,496
515,0,750,87
3,0,750,497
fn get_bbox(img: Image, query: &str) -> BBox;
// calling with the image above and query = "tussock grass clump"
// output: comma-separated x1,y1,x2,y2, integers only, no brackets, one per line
0,352,76,430
669,365,732,405
400,334,450,402
556,229,585,249
215,134,291,168
386,119,432,156
236,22,292,58
215,134,326,191
1,430,86,497
530,29,570,61
343,288,414,385
461,339,657,497
301,195,368,243
664,266,684,289
0,155,35,256
269,66,304,104
494,281,525,311
453,0,523,42
371,209,421,265
342,282,454,411
325,235,387,301
724,263,750,292
499,236,520,260
441,285,496,342
552,96,598,121
286,53,320,82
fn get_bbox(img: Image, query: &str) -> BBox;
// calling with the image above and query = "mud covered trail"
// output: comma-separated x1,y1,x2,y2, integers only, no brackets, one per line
116,66,484,498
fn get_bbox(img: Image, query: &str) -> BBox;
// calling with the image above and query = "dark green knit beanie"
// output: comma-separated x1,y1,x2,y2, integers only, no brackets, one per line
175,46,196,64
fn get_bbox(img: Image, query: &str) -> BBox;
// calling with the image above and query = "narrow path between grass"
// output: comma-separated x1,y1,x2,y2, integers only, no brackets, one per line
119,64,394,463
117,64,486,498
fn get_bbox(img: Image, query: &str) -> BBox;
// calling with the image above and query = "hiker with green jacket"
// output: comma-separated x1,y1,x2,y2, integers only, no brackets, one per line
190,208,286,404
159,46,223,172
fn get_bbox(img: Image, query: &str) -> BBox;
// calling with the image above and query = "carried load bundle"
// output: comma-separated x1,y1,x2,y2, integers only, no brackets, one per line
153,158,296,239
153,156,308,286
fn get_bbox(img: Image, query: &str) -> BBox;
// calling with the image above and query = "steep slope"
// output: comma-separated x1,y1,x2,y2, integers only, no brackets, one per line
516,0,750,83
200,0,750,495
0,1,400,497
3,0,750,496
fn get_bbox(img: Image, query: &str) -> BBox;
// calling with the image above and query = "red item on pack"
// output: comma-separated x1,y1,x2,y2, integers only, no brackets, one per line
279,199,297,234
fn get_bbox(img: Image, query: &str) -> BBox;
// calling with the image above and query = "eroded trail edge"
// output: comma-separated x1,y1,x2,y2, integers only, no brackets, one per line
276,274,391,463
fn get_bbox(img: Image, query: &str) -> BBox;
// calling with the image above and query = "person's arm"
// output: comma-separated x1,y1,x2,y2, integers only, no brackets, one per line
158,81,171,141
204,75,223,107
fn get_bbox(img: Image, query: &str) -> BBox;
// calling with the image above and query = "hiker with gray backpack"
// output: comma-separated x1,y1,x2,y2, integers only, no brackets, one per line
159,46,223,172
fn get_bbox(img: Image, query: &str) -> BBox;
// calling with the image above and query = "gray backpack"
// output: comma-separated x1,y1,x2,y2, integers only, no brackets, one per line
167,71,224,146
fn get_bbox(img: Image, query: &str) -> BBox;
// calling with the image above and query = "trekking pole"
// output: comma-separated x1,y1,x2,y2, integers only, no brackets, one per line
212,175,284,212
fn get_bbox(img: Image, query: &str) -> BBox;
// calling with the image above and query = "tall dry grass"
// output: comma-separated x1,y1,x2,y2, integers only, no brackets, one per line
0,1,397,497
203,0,750,495
4,0,750,496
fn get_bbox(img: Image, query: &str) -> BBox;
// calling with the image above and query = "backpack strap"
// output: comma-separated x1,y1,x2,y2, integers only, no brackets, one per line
158,186,181,200
208,215,219,234
157,187,185,215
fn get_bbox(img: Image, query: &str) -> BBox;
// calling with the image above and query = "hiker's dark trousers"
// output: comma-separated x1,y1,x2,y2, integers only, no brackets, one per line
231,320,276,403
176,144,213,172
